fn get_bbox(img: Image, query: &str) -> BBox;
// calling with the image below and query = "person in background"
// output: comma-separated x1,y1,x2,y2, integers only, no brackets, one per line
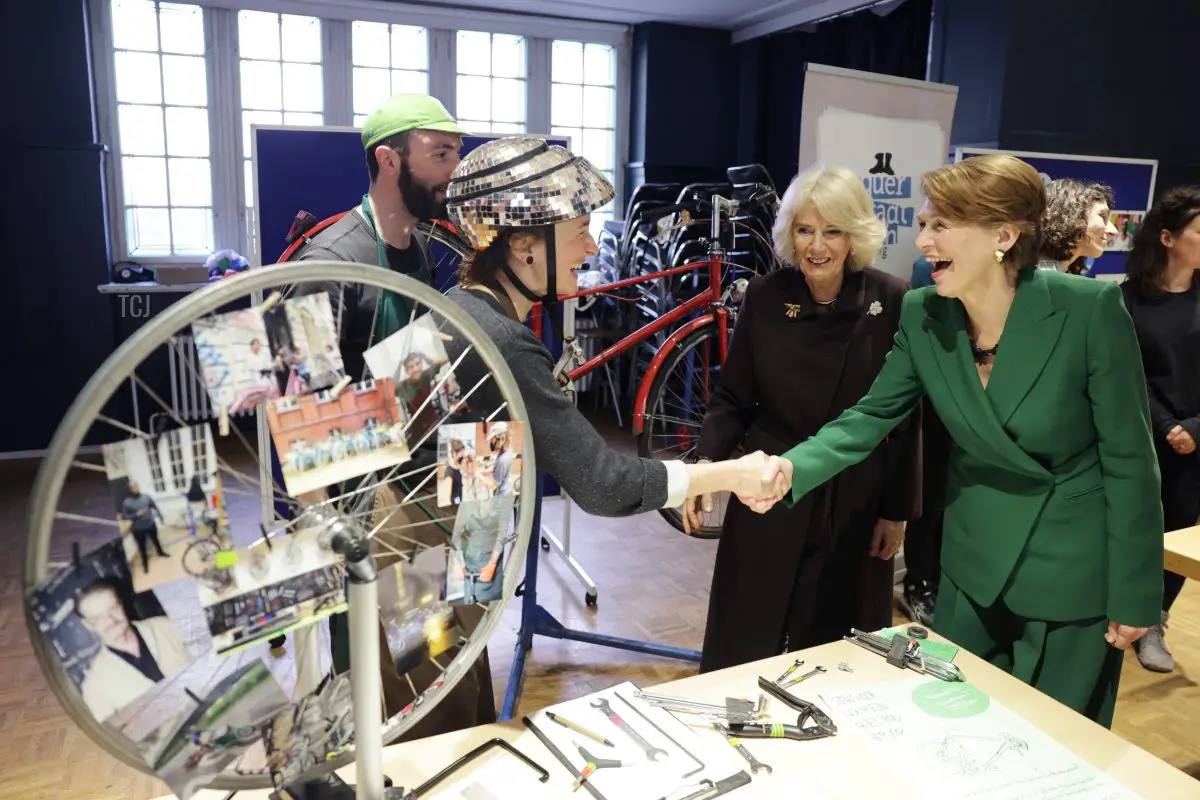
283,93,495,739
1120,185,1200,673
910,253,935,288
901,252,948,626
686,166,922,672
1038,178,1119,275
751,155,1163,729
121,480,168,574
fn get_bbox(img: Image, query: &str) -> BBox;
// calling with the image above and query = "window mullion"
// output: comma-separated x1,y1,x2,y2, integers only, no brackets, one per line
428,28,455,116
207,7,242,257
324,18,352,126
614,38,631,214
526,37,550,136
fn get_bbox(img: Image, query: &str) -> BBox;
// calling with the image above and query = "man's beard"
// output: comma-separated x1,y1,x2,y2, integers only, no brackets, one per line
399,160,447,221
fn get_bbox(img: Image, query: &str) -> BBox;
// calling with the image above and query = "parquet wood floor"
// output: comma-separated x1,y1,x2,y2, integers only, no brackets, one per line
2,420,1197,798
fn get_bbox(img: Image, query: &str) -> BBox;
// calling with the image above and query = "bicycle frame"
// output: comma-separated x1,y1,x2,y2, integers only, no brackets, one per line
533,196,740,434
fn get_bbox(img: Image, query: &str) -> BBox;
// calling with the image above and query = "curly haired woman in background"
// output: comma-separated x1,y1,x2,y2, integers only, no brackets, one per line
1038,178,1119,275
1121,185,1200,673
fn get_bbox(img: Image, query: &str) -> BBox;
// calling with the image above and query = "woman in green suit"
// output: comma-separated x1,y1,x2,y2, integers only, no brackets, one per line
753,155,1164,728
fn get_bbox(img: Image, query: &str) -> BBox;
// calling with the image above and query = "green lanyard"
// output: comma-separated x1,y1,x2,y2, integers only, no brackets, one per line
359,194,431,348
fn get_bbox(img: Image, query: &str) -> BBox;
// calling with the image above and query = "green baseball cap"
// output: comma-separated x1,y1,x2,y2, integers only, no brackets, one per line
361,93,466,150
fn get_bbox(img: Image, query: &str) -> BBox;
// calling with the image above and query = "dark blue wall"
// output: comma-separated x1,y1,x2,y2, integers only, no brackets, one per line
631,0,934,195
932,0,1200,194
1,0,120,453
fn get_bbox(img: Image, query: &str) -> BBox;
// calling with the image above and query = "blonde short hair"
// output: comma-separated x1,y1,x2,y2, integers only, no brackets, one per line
772,167,886,271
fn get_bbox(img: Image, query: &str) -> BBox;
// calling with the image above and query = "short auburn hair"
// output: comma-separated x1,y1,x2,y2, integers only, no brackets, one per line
921,155,1046,271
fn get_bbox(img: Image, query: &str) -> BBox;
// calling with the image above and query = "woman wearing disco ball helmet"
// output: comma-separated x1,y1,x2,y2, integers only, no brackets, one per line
440,137,787,524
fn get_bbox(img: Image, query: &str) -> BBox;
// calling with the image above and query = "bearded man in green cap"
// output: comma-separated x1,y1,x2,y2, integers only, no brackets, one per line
288,94,499,739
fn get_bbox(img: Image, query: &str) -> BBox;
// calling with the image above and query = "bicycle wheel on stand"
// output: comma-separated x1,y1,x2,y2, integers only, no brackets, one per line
637,322,735,539
23,261,535,797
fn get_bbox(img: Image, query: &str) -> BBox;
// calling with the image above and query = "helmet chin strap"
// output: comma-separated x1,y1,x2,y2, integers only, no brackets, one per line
497,228,559,306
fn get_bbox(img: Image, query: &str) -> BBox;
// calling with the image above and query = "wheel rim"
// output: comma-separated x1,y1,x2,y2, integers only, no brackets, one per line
24,261,536,790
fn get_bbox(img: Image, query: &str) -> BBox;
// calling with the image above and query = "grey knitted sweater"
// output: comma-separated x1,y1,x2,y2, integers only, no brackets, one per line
441,287,669,516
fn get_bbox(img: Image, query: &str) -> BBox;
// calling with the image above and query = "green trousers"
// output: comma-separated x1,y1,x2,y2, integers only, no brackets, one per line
935,573,1125,728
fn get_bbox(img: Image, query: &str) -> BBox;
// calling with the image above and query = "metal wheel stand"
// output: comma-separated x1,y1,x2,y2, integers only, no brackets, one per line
499,474,701,721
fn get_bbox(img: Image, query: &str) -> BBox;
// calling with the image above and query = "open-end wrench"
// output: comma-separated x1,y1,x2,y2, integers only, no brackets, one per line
592,697,668,762
780,665,826,689
722,730,772,775
771,658,804,686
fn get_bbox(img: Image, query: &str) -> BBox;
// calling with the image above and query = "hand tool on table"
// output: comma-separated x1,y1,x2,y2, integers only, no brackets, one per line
712,677,839,742
844,627,965,682
779,665,825,689
720,730,772,775
591,697,668,762
632,691,767,725
546,711,614,747
615,691,705,778
572,743,630,792
771,658,804,686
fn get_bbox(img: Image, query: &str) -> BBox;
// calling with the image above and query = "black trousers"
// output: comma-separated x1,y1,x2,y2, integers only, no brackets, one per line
905,398,950,589
132,523,166,570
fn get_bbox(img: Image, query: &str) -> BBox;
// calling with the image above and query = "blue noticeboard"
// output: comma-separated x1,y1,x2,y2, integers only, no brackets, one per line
955,148,1157,280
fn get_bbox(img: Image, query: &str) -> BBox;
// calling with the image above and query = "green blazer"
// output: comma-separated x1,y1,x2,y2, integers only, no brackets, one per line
782,268,1164,626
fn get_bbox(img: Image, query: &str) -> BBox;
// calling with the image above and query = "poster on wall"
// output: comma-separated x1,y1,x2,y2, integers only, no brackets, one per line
955,148,1157,281
799,64,959,280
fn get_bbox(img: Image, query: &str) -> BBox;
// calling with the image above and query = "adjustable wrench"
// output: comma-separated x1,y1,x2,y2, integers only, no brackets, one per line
592,697,668,761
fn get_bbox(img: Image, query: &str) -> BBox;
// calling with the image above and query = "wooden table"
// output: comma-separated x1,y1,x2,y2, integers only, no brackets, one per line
1166,524,1200,582
168,633,1200,800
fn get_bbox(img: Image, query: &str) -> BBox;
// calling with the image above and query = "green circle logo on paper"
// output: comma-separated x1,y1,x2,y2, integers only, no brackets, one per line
912,681,990,718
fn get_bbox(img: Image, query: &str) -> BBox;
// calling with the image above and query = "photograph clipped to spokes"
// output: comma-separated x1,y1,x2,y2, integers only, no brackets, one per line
379,545,460,676
447,494,515,606
26,538,207,726
363,313,465,446
267,377,413,497
191,292,346,419
436,421,524,507
198,527,347,655
101,423,229,593
142,658,290,800
263,671,355,787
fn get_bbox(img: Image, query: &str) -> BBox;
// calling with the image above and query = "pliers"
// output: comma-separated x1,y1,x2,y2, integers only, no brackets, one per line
718,677,837,741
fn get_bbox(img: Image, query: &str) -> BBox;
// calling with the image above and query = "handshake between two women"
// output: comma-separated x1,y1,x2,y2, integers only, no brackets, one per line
681,451,794,534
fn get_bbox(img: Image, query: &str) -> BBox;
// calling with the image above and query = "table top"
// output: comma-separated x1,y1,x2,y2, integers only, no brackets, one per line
1166,525,1200,582
168,632,1200,800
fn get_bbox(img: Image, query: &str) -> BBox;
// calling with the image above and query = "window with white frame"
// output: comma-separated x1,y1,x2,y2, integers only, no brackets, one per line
108,0,212,258
238,11,324,249
99,1,626,265
551,40,617,239
456,31,527,134
351,22,429,128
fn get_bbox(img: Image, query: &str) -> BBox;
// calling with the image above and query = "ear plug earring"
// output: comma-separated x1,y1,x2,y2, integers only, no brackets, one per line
526,255,535,265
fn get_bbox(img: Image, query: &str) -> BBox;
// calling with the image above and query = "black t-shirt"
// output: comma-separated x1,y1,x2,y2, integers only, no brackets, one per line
289,209,431,382
1122,279,1200,441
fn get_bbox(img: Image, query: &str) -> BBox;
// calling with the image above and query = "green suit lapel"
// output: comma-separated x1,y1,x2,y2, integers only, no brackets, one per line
985,269,1066,426
921,272,1058,480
